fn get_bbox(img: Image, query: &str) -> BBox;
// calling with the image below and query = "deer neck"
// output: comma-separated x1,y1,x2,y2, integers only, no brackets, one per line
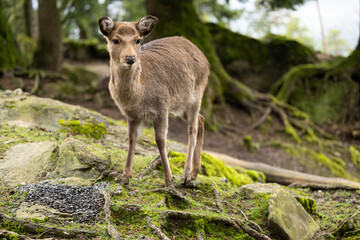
110,59,143,101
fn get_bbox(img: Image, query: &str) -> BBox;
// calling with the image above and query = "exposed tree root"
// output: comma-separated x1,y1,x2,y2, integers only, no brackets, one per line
139,151,170,179
161,210,271,240
0,212,99,239
100,189,123,240
145,216,171,240
0,229,34,240
232,218,271,240
147,187,192,207
211,181,224,212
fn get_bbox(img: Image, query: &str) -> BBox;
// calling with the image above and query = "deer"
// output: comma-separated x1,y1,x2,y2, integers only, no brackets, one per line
98,15,209,187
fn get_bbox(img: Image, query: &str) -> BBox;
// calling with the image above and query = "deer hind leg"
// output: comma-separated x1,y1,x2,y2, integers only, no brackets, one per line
123,119,142,184
190,114,204,180
183,110,199,185
153,115,174,188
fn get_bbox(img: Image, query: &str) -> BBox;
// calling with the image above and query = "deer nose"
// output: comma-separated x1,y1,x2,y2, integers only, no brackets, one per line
126,56,135,65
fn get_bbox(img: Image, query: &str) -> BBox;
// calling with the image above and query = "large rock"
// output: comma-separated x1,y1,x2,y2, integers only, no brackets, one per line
15,202,73,221
51,138,112,183
0,141,57,186
238,182,283,198
0,89,110,131
268,188,319,240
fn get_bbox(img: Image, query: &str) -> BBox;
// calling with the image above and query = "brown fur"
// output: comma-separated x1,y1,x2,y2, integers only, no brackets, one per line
99,15,209,187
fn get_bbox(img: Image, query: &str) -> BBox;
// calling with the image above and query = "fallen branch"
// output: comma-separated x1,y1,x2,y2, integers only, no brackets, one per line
0,212,99,239
145,216,171,240
100,189,123,240
287,182,360,191
206,150,360,189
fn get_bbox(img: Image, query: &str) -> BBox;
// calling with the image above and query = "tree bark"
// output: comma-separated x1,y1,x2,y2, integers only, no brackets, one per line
23,0,38,41
34,0,62,72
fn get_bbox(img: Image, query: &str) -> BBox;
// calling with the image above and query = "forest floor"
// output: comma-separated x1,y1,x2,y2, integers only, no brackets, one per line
1,60,360,179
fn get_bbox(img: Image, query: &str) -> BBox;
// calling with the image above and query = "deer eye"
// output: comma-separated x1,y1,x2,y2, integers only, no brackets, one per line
136,39,141,44
112,39,119,44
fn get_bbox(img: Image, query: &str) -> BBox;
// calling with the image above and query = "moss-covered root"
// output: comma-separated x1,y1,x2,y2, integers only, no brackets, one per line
100,189,123,239
161,210,271,240
145,216,171,240
0,212,99,239
0,229,29,240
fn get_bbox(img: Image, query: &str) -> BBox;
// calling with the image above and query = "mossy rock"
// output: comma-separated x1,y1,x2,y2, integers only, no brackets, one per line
51,137,112,182
207,23,317,92
239,183,316,215
268,188,319,240
63,38,108,60
0,89,111,132
0,141,57,186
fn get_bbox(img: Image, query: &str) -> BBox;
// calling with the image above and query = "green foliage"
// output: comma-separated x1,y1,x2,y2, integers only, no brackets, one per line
258,0,308,10
193,0,243,27
285,16,314,48
326,29,351,56
0,1,20,69
58,119,107,139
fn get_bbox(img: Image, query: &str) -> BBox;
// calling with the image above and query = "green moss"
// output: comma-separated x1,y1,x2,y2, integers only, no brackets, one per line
243,135,259,152
58,119,107,139
245,194,270,227
244,170,266,182
296,196,316,215
162,211,252,239
285,125,302,144
349,146,360,168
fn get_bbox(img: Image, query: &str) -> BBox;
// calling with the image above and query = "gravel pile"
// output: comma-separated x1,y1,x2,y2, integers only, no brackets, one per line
18,181,108,223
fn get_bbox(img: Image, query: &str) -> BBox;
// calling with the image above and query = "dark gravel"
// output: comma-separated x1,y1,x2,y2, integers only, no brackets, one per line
18,181,107,223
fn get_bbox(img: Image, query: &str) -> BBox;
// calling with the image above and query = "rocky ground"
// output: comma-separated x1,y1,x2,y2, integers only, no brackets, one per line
0,89,359,239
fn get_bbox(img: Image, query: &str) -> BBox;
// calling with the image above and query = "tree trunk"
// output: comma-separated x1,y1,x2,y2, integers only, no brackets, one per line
23,0,38,41
0,0,19,69
34,0,62,72
145,0,254,127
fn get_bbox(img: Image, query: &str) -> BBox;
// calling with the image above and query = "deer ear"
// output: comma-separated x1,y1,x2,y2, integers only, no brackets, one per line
98,16,115,36
136,15,158,37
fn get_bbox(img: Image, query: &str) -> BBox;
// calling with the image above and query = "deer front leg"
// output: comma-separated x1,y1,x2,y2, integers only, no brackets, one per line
153,115,173,188
123,119,141,185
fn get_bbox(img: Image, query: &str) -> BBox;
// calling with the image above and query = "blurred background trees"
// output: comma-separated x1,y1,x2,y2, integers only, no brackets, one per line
0,0,359,128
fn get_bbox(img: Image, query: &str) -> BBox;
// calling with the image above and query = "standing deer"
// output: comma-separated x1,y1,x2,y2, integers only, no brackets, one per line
98,15,209,187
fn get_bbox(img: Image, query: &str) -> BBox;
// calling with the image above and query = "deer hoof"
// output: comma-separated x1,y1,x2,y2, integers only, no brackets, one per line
122,176,130,185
